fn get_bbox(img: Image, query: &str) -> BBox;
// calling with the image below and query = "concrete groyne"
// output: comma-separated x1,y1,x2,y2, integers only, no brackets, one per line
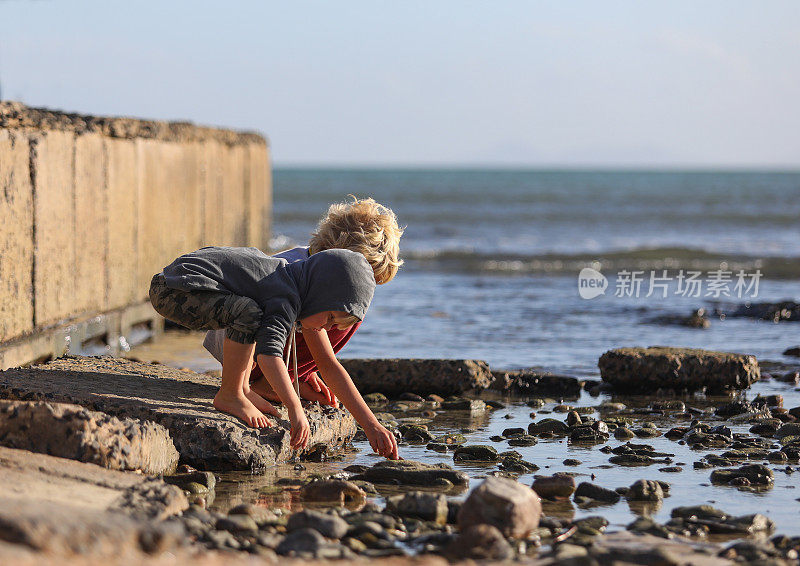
0,102,271,369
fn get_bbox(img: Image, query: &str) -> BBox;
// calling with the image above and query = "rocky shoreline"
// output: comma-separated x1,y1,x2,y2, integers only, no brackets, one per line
0,347,799,564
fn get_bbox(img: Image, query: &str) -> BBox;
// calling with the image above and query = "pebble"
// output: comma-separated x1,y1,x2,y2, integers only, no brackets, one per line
458,476,542,538
574,482,621,504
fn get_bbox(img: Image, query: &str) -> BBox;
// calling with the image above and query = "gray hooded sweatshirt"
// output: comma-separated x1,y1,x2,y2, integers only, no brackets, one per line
161,247,375,357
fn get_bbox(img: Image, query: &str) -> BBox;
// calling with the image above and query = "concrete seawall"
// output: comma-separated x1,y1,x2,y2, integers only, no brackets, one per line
0,102,271,369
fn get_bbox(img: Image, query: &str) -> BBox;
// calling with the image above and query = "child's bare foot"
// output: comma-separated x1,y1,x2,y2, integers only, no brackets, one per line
244,389,281,418
213,390,272,428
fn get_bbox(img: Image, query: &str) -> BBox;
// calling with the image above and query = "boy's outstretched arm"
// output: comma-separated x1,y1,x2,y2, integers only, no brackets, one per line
303,328,399,460
256,354,310,450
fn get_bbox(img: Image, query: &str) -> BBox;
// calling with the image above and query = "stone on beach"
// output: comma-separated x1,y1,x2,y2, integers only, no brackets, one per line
300,479,367,507
457,476,542,539
385,492,448,524
531,473,577,499
0,356,356,470
0,399,178,474
599,346,760,393
445,524,514,561
574,482,621,504
286,509,349,539
340,358,493,396
349,459,469,488
710,464,774,487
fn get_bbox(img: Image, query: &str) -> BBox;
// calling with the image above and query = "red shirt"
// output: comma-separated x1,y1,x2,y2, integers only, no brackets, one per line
250,322,360,383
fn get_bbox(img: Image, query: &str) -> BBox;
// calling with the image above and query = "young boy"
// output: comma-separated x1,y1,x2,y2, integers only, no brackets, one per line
150,247,398,459
204,197,403,410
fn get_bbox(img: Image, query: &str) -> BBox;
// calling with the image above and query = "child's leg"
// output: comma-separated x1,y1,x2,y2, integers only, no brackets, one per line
149,274,273,427
212,339,273,428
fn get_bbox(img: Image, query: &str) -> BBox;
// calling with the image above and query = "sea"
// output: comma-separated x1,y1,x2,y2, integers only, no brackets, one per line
270,168,800,375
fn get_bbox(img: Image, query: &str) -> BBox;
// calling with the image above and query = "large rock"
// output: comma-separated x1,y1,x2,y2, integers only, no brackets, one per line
340,358,493,396
385,491,448,524
457,476,542,539
0,400,178,474
598,347,760,393
0,356,356,471
445,524,514,561
350,459,469,489
0,446,187,556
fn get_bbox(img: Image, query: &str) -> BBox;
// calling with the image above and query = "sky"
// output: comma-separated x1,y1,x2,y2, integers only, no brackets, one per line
1,1,798,168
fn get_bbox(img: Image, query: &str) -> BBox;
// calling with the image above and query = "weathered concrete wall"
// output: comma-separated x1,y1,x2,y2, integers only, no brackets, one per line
0,102,271,368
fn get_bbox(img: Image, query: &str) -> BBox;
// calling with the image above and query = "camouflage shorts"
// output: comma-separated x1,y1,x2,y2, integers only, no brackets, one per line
149,274,263,344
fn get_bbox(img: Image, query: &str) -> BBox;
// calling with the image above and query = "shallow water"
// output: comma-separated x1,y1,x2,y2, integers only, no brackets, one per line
129,331,800,539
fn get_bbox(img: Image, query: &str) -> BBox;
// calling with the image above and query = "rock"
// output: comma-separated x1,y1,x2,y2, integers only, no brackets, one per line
626,480,664,501
671,505,727,521
385,492,448,524
502,427,525,437
398,424,433,442
276,528,327,556
532,473,576,499
721,300,800,323
528,418,570,435
710,464,774,486
163,470,216,493
300,479,366,507
507,435,538,447
444,524,513,561
340,358,493,396
0,400,178,475
491,370,582,397
432,432,466,445
441,398,487,412
650,309,710,329
598,346,760,393
569,425,609,444
563,458,582,466
362,393,388,405
566,411,582,427
574,482,621,504
216,514,258,534
498,453,539,473
286,510,349,539
783,347,800,357
457,476,542,538
775,423,800,440
615,426,635,440
0,356,356,471
453,444,498,463
350,459,468,487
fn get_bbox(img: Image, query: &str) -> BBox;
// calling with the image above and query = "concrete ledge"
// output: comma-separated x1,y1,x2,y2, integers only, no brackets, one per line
599,346,761,393
0,356,356,471
0,101,265,146
0,301,163,370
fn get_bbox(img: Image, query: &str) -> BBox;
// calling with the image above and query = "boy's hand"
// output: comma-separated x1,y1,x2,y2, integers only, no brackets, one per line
365,422,399,460
290,412,311,450
303,373,337,406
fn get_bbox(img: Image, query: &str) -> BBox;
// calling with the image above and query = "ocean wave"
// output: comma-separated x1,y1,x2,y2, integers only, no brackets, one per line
402,246,800,279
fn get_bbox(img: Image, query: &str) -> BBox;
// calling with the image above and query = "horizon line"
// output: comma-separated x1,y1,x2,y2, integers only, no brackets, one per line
272,162,800,173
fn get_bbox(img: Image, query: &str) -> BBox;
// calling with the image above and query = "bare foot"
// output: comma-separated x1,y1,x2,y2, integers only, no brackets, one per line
213,390,272,428
244,388,281,418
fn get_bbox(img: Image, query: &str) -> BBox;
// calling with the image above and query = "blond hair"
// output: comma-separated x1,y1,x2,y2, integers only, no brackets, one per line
309,196,404,285
333,312,361,329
